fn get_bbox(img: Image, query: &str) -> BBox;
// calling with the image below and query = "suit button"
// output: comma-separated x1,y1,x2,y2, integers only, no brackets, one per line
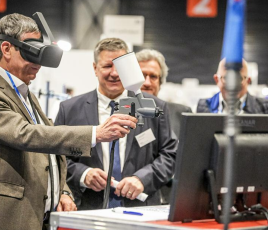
45,166,49,171
44,195,48,200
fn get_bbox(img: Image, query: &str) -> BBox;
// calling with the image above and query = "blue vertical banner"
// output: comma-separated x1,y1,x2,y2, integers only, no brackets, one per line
221,0,246,65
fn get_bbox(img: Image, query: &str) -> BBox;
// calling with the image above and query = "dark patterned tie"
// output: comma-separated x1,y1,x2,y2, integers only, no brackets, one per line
108,100,122,208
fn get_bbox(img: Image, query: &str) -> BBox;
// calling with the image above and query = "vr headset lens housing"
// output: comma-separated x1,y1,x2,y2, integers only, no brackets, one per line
20,38,63,68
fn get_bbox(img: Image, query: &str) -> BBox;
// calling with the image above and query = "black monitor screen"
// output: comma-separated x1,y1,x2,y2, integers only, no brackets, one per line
168,113,268,223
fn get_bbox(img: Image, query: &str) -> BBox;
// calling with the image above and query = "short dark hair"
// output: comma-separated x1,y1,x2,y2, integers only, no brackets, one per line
0,13,39,59
94,37,129,63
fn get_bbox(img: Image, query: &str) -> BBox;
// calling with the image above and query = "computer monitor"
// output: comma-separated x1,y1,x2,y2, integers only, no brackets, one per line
168,113,268,223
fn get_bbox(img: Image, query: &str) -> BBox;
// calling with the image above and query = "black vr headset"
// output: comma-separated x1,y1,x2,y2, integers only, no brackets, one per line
0,12,63,68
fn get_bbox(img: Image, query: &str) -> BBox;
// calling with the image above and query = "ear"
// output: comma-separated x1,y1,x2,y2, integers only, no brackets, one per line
213,74,219,84
247,76,252,85
1,41,12,60
93,62,97,76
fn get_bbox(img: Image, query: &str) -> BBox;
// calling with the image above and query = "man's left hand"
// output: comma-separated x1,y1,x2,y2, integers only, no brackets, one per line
57,194,77,211
115,176,144,200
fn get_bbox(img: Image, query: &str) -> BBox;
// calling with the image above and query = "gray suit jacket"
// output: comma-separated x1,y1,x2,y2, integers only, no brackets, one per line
55,89,177,210
167,102,192,139
159,102,192,205
0,75,92,230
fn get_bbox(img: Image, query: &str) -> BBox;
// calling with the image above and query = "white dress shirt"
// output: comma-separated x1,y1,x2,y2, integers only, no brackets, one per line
80,87,128,188
0,67,60,212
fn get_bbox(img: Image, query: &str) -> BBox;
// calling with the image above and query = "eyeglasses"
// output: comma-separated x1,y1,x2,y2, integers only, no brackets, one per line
143,73,160,82
217,74,247,83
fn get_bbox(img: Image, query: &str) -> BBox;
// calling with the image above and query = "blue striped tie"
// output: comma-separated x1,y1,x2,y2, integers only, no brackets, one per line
108,101,122,208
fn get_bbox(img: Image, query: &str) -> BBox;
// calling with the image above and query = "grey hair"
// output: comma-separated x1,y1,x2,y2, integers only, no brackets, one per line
0,13,40,59
136,49,169,85
94,38,129,63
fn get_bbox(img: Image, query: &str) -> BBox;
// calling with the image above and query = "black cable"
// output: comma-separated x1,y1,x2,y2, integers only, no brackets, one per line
251,204,268,225
102,140,116,209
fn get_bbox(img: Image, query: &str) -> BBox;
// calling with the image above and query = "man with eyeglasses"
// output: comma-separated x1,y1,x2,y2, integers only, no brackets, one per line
136,49,192,138
136,49,192,204
197,58,268,114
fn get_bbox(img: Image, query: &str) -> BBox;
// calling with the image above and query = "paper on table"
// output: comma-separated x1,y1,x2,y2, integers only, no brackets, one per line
76,206,169,222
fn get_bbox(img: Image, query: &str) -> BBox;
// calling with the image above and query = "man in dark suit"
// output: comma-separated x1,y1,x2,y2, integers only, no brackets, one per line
0,14,137,230
197,58,268,114
136,49,192,204
55,38,177,210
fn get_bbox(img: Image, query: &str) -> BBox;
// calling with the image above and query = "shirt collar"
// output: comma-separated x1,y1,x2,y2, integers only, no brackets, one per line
96,85,128,110
239,93,247,109
219,92,248,113
0,67,28,99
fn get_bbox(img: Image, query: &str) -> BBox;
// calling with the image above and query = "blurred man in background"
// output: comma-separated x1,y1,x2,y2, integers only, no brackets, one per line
136,49,192,139
55,38,177,210
197,58,268,114
136,49,192,204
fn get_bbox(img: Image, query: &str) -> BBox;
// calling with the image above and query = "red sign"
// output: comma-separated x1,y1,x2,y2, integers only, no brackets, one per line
187,0,217,18
0,0,7,13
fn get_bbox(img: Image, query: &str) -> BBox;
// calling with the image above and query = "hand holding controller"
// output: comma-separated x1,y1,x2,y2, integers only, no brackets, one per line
111,179,148,202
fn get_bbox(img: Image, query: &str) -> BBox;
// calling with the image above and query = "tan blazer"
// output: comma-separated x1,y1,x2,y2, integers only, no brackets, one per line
0,75,92,230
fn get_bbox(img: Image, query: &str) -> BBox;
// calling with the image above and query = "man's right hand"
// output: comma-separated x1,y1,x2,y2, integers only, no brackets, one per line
96,114,137,143
84,168,107,191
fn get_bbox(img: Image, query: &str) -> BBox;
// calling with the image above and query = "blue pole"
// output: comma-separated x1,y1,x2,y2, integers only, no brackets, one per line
221,1,246,229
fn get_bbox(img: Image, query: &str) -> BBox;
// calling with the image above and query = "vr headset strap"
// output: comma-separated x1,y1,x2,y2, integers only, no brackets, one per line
0,34,40,55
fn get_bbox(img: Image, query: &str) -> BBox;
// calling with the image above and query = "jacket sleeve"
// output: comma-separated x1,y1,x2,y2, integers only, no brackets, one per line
0,96,92,157
55,101,92,192
196,99,209,113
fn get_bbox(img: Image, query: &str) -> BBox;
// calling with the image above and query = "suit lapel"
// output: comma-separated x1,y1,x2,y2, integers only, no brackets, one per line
31,90,67,188
30,92,52,126
0,76,34,124
85,90,99,125
85,90,103,165
244,93,262,114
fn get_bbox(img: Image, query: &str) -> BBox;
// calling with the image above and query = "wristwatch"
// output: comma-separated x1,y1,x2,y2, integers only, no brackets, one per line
62,190,75,202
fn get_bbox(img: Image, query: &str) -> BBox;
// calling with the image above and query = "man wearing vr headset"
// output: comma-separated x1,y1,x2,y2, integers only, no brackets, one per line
0,13,137,230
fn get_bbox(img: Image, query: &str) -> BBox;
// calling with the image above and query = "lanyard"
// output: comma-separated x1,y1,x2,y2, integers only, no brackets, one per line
5,70,37,124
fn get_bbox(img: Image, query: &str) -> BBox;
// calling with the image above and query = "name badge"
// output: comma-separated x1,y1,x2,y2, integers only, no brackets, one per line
135,128,156,148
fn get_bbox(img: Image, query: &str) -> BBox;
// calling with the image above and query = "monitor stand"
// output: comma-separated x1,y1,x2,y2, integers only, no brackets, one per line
206,170,266,223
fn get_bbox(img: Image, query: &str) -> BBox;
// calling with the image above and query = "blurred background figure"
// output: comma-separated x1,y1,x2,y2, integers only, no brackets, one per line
197,59,268,114
66,87,74,97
